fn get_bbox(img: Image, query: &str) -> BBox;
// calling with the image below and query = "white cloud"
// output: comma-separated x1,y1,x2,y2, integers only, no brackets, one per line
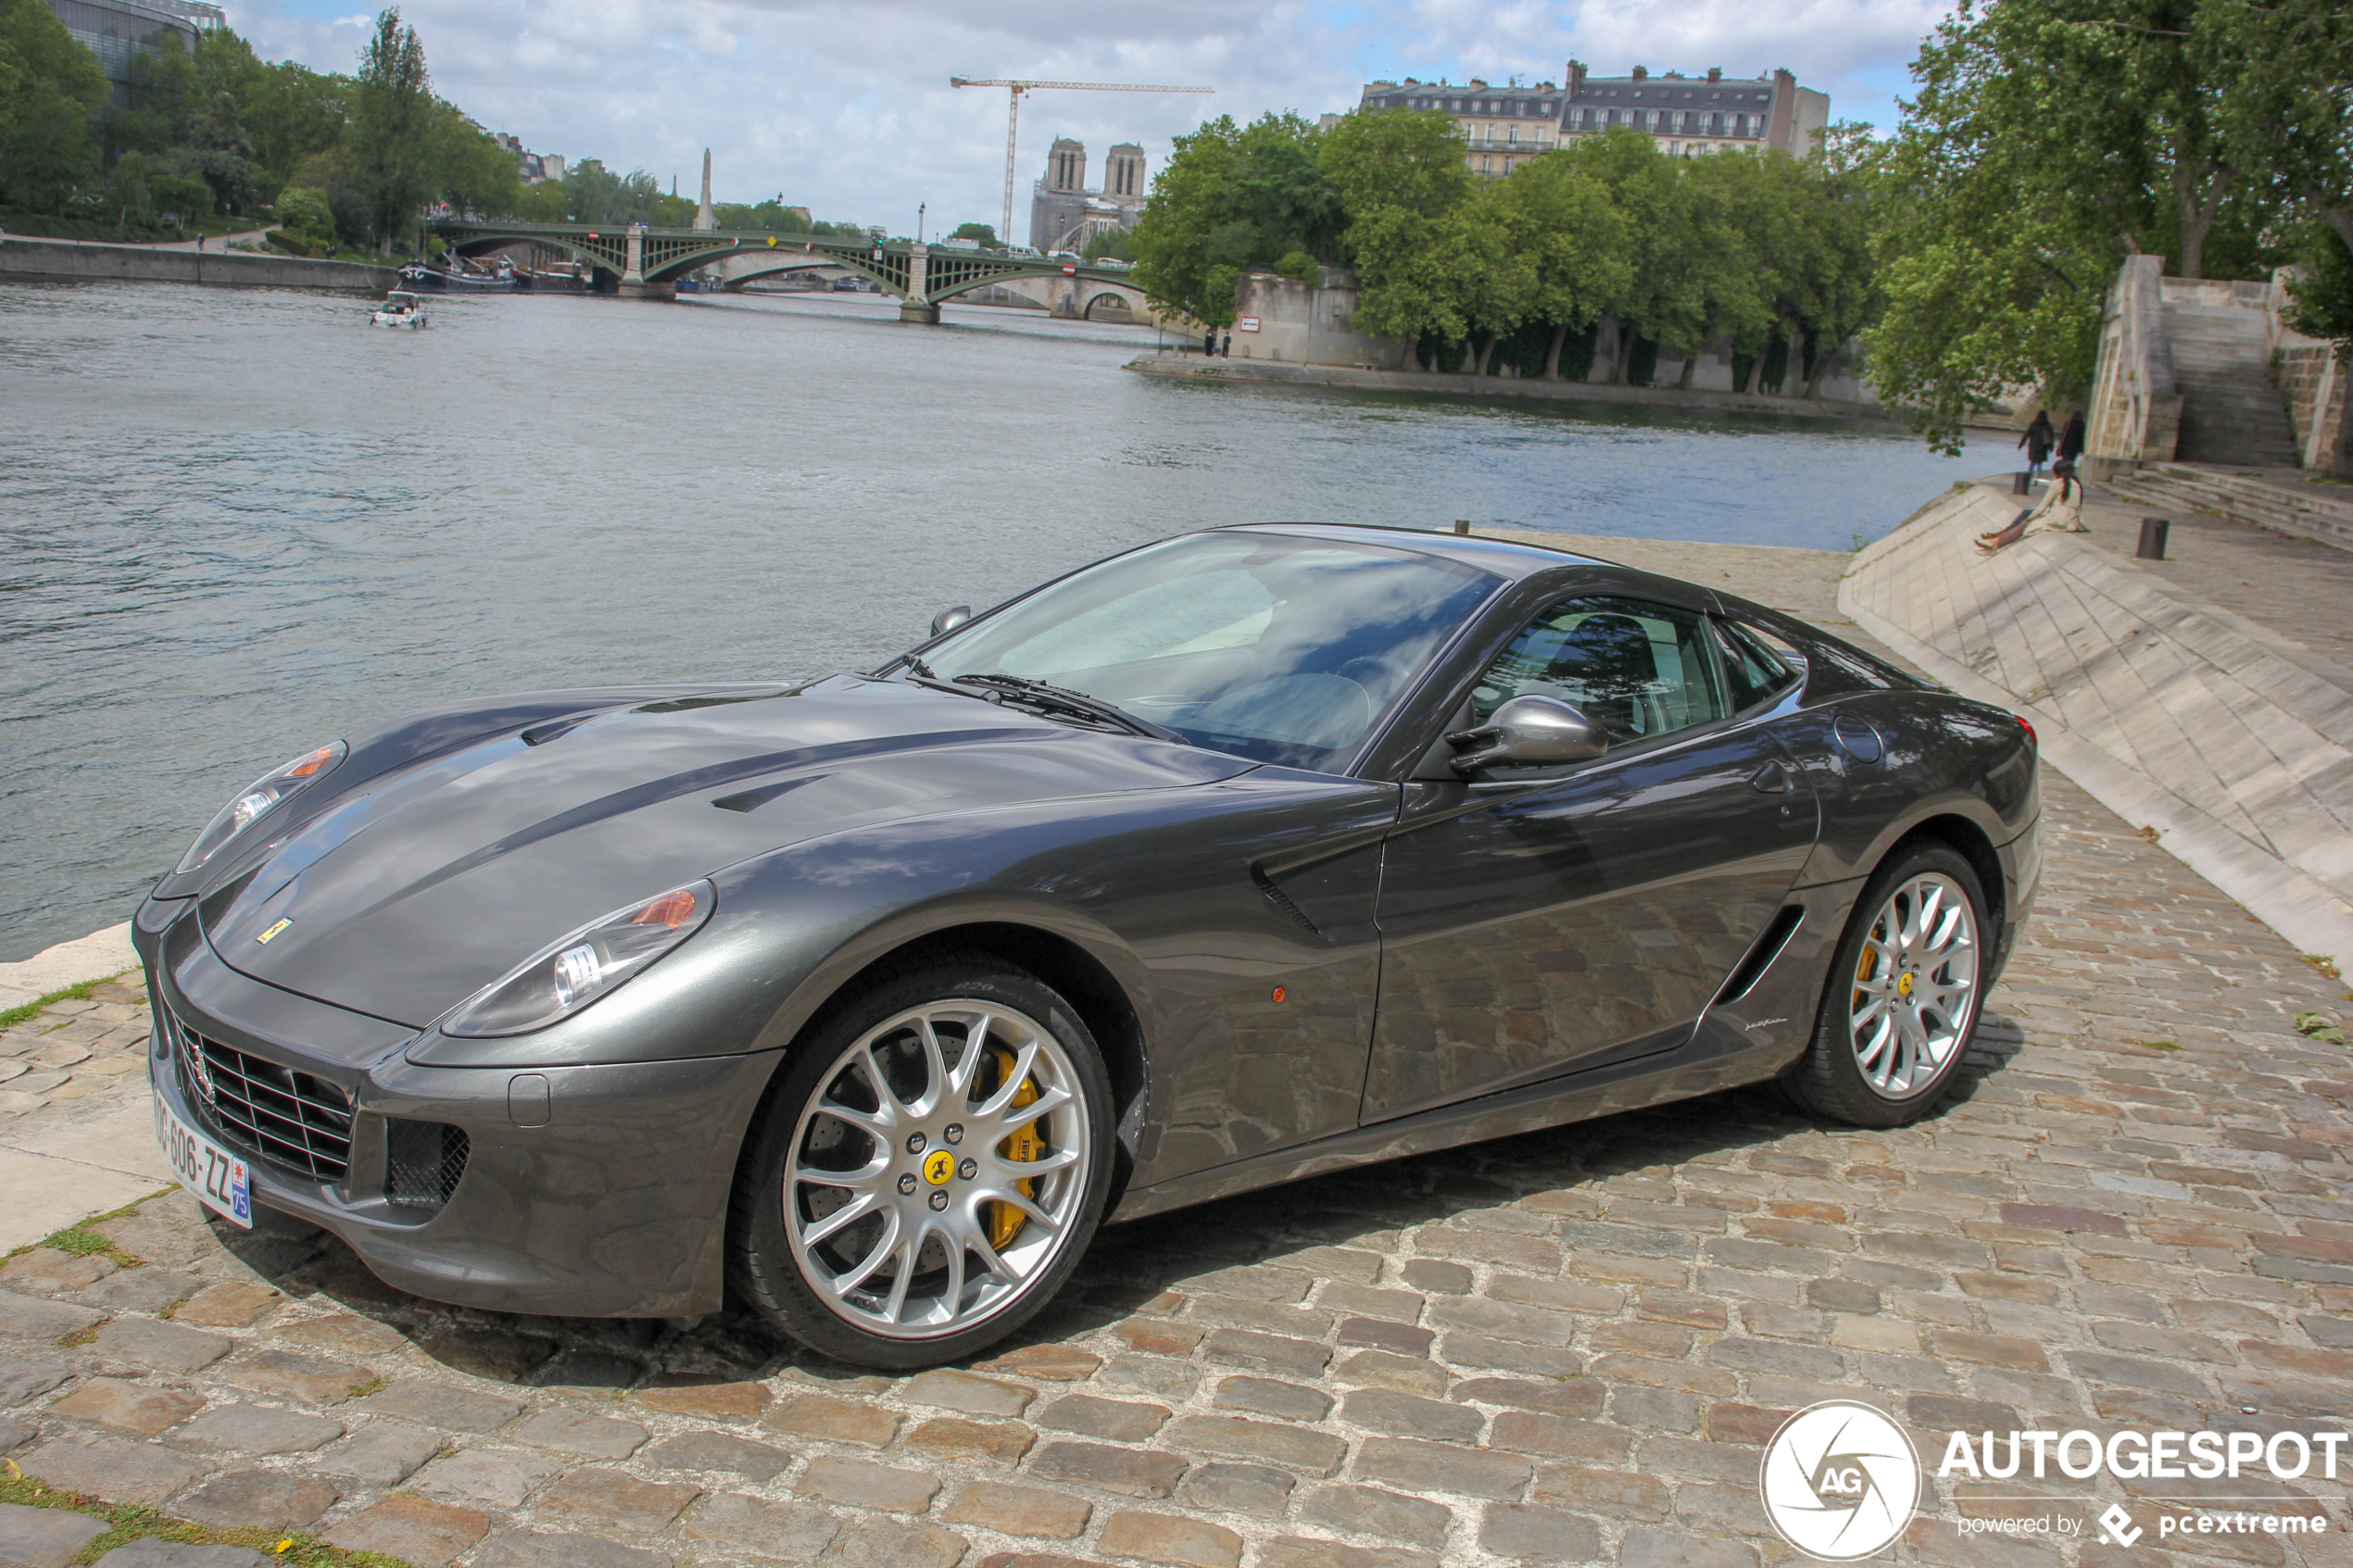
230,0,1947,230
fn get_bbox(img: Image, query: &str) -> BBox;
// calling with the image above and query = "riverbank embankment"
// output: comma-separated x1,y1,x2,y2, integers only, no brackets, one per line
0,236,395,293
1843,477,2353,973
1126,347,1912,424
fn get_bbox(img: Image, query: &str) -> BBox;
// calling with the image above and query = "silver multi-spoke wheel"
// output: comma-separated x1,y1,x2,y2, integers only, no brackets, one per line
786,999,1089,1340
1848,871,1980,1099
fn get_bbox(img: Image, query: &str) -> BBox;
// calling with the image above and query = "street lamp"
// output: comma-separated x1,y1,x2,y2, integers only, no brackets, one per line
917,203,925,243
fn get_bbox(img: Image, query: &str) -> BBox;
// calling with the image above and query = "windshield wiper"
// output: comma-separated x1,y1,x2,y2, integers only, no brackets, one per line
951,673,1183,743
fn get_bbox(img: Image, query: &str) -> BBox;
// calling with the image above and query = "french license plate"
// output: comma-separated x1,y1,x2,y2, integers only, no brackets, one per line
154,1091,251,1228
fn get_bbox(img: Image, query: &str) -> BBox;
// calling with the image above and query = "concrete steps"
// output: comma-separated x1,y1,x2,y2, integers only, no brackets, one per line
2106,463,2353,553
2158,300,2302,465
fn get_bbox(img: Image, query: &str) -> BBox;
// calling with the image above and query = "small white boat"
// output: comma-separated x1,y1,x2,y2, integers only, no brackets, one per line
371,290,429,329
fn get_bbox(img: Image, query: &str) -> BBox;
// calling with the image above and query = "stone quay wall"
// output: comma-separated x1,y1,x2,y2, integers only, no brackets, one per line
0,238,396,295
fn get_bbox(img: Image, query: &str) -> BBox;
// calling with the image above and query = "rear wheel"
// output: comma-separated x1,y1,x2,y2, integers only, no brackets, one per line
1783,842,1987,1127
729,956,1113,1368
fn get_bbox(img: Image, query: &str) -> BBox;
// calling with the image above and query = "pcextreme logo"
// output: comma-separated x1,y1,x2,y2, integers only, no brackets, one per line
1759,1400,1922,1560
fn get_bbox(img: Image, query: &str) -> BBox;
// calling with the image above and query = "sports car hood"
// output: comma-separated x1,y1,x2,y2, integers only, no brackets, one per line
201,676,1253,1026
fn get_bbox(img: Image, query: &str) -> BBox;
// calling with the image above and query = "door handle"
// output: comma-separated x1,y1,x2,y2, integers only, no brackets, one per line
1749,761,1793,795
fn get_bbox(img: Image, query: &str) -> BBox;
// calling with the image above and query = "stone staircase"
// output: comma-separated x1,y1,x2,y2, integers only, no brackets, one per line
2105,462,2353,553
2160,296,2303,466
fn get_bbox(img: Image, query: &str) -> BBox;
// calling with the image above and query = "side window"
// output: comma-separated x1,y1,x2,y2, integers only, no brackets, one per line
1715,619,1802,712
1472,596,1730,744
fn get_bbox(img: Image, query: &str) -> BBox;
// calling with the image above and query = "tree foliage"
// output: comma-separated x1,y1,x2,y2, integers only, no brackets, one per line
0,0,107,210
1131,113,1345,326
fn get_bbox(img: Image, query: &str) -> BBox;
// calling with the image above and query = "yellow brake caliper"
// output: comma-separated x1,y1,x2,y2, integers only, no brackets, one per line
988,1047,1041,1251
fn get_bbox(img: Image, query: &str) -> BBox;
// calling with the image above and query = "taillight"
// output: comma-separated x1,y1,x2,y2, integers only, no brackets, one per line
2016,714,2037,749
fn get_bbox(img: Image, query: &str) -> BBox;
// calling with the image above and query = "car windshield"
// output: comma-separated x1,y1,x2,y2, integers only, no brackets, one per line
914,531,1501,771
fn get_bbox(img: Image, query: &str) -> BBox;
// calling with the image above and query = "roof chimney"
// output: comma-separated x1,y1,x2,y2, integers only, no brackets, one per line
1631,64,1647,81
1566,59,1586,97
1707,67,1722,82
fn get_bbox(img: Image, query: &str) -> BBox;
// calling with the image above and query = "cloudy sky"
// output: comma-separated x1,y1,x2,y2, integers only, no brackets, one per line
231,0,1952,232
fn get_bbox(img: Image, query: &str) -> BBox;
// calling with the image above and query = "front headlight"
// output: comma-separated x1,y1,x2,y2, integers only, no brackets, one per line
176,742,346,874
440,880,714,1037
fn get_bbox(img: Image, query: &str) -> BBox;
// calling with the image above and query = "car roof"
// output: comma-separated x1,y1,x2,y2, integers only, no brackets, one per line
1220,521,1617,582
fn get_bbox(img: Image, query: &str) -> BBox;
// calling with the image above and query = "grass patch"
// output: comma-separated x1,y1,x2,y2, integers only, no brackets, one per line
5,1186,177,1268
0,970,139,1035
2129,1038,2182,1051
2300,952,2343,982
0,1469,414,1568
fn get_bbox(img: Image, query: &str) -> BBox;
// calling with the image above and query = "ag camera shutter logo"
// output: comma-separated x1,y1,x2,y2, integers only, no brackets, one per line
1759,1400,1922,1559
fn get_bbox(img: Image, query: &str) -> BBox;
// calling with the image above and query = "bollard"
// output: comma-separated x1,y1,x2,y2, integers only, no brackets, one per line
2014,470,2032,495
1453,520,1470,535
2137,517,2170,560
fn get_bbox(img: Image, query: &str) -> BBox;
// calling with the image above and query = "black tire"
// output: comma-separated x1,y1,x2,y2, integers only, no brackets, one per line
1783,841,1989,1128
728,953,1114,1369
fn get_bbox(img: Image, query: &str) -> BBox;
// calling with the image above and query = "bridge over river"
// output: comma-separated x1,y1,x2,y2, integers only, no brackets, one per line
432,219,1157,321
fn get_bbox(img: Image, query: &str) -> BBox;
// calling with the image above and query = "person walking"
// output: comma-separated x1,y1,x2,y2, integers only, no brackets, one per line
1218,332,1230,358
1203,328,1215,357
2058,408,2085,467
2018,410,2055,482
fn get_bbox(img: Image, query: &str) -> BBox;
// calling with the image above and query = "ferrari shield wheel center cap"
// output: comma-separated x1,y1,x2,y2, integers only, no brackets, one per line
1896,972,1914,998
922,1148,956,1186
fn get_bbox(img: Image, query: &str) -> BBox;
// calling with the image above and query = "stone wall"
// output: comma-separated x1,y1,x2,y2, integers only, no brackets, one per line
0,238,395,294
1227,268,1879,408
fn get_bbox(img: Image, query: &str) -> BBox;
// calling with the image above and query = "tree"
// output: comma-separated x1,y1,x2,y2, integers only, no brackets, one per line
1316,108,1477,358
949,220,996,245
349,7,432,250
0,0,107,210
1489,152,1633,377
1132,112,1343,327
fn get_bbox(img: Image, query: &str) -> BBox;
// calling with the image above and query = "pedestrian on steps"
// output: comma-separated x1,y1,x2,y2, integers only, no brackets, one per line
2018,410,2055,481
2058,408,2085,467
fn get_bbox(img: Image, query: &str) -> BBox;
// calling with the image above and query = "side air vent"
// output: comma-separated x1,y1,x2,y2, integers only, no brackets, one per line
1715,906,1806,1007
1251,863,1323,937
385,1119,470,1210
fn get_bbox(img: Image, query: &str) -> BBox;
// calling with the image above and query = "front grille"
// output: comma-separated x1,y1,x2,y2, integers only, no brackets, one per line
385,1119,470,1210
173,1013,353,1182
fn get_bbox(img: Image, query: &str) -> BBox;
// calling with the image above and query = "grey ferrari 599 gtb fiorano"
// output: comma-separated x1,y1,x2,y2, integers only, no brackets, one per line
137,524,2038,1367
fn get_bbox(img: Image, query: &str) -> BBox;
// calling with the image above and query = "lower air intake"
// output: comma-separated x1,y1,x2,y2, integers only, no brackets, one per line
385,1119,470,1210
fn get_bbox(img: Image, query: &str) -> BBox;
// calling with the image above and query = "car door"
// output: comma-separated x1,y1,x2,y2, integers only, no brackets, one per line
1362,593,1819,1123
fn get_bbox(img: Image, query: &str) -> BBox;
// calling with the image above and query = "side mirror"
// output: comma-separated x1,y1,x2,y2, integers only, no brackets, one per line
929,605,973,638
1447,695,1607,775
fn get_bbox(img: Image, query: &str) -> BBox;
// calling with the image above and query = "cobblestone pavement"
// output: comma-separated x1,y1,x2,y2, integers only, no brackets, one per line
0,988,152,1118
2,771,2349,1568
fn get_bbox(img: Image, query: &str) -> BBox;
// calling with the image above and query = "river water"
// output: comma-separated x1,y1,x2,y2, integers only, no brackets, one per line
0,281,1970,961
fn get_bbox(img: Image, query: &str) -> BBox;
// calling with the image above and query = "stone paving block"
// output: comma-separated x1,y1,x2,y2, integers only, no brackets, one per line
79,1273,195,1316
1176,1461,1292,1517
1351,1436,1530,1500
978,1344,1101,1382
1617,1527,1758,1568
216,1349,370,1404
1207,1378,1327,1424
1040,1394,1173,1439
314,1421,444,1485
632,1378,767,1421
820,1518,966,1568
510,1405,648,1458
1164,1414,1345,1476
276,1313,408,1359
414,1447,565,1508
173,1468,340,1530
17,1435,202,1503
0,1291,105,1341
0,1254,115,1298
51,1379,204,1436
1199,1328,1327,1377
904,1367,1035,1417
535,1467,701,1532
907,1415,1036,1464
91,1540,271,1568
0,1355,69,1410
169,1283,279,1328
764,1391,899,1447
347,1378,523,1433
0,1501,109,1568
675,1493,840,1561
417,1327,558,1383
642,1429,792,1482
1478,1502,1604,1563
1256,1539,1437,1568
1099,1357,1200,1399
1298,1483,1452,1548
945,1482,1091,1538
797,1454,941,1513
1097,1510,1242,1568
1030,1441,1189,1499
1339,1388,1481,1443
477,1530,672,1568
171,1402,343,1454
89,1318,227,1374
325,1496,492,1568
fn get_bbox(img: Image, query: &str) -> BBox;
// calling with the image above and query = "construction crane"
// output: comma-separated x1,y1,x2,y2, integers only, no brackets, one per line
950,78,1214,251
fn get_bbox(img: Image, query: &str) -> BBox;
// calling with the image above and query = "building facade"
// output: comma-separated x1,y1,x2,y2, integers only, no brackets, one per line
493,133,565,187
1027,140,1148,253
1356,61,1829,176
44,0,222,100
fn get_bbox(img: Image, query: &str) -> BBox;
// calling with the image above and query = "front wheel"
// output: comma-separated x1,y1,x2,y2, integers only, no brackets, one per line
1783,842,1988,1127
729,956,1114,1369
